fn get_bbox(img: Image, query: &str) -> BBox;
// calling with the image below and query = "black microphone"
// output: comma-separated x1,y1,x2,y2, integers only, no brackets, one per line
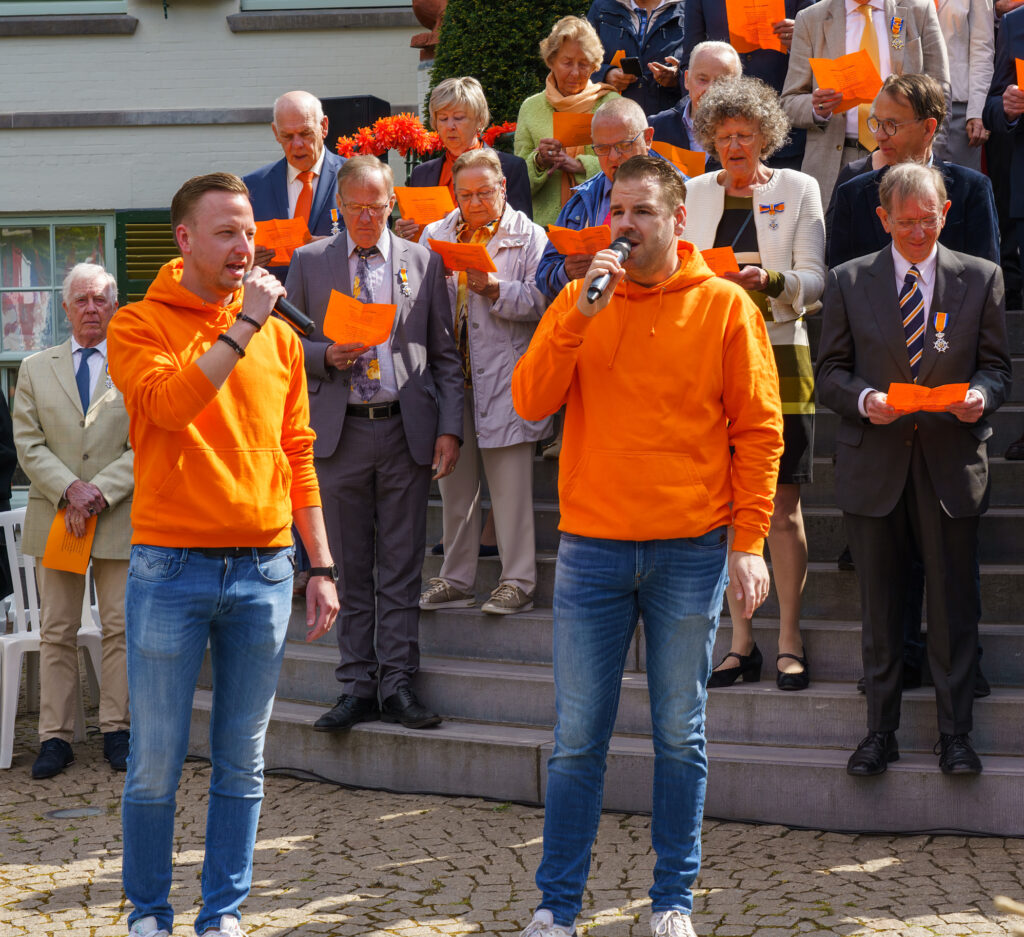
272,297,315,337
586,237,633,304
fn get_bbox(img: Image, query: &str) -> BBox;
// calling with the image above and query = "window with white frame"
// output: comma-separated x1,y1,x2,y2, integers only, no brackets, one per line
0,216,115,361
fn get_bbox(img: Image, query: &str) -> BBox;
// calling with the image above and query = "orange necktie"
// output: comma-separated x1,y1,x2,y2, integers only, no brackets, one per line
857,5,880,152
294,170,315,224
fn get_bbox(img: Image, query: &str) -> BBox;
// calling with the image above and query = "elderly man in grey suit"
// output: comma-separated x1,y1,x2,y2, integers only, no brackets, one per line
781,0,950,203
13,263,133,779
286,155,463,731
816,163,1011,778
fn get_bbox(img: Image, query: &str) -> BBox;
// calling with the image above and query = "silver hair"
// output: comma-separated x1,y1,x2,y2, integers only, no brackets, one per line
62,263,117,307
692,76,791,159
429,77,490,133
688,40,742,74
272,91,325,126
337,154,395,194
878,162,947,213
591,96,649,136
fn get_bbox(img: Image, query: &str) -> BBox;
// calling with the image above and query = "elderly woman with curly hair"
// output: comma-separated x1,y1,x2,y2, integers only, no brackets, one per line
686,76,825,692
514,15,619,227
396,77,533,241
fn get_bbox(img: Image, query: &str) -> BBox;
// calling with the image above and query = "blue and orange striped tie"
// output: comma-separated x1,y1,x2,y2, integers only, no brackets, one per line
900,265,925,379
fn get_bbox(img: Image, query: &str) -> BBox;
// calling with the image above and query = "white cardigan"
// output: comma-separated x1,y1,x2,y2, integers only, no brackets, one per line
684,167,825,323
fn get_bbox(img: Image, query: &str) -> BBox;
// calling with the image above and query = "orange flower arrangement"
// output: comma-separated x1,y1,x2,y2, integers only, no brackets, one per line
336,113,516,158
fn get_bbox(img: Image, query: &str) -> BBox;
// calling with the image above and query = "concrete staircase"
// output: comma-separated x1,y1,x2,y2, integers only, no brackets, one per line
190,308,1024,836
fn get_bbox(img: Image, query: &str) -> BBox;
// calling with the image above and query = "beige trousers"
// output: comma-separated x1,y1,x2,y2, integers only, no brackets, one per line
37,558,130,742
439,392,537,595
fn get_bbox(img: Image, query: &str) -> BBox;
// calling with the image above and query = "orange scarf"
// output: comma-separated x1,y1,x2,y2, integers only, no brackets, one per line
544,73,615,205
438,137,483,201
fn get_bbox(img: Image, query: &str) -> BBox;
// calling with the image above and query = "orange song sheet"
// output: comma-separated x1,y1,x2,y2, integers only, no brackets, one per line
1017,58,1024,89
427,239,498,273
552,112,594,148
809,51,883,114
322,291,396,348
725,0,786,54
545,224,611,255
42,509,97,575
254,217,311,265
886,382,969,413
610,49,626,68
651,141,707,178
700,247,741,276
395,186,456,226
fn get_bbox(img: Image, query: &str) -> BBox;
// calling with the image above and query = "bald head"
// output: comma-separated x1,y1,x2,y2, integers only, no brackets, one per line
592,96,649,137
272,90,328,172
685,42,742,110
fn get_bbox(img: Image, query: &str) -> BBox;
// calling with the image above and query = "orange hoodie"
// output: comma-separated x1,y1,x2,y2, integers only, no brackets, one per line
107,259,320,548
512,242,783,554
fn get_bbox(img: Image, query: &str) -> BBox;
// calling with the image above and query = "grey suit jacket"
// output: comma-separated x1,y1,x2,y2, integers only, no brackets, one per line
781,0,951,202
13,341,134,559
815,245,1011,518
285,231,463,465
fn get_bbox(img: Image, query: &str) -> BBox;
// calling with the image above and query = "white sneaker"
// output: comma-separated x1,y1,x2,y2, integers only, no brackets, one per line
652,909,697,937
201,916,247,937
128,917,170,937
520,909,575,937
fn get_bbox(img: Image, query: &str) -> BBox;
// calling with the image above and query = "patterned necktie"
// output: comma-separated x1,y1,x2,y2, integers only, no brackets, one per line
294,170,315,225
900,264,925,379
350,246,382,401
857,4,881,153
76,347,97,413
636,7,649,38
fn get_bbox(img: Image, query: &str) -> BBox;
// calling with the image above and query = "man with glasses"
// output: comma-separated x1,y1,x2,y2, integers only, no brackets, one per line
816,162,1011,777
536,97,680,299
285,155,463,731
827,74,999,267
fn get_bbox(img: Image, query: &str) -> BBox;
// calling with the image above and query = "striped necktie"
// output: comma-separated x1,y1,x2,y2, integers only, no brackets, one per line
900,264,925,379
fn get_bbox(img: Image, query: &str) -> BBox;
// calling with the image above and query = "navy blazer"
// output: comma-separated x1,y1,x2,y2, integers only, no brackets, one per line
983,9,1024,220
682,0,816,161
408,149,533,220
827,159,1001,269
647,97,721,171
588,0,685,116
243,150,346,236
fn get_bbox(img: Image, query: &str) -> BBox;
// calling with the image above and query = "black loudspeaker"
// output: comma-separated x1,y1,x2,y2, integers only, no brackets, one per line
322,95,392,155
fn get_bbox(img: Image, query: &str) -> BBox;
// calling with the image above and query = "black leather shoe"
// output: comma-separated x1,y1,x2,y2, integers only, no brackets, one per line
381,686,442,729
707,644,762,688
936,733,982,775
313,694,380,732
837,545,856,571
103,730,130,771
776,649,810,691
846,731,898,776
31,738,74,780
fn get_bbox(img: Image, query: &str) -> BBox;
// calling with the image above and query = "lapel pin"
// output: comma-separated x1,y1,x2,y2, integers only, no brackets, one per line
889,16,905,50
330,208,340,236
933,311,949,353
759,201,784,231
398,266,411,297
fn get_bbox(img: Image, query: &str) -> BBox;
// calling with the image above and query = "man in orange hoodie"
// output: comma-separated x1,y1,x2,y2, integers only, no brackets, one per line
107,173,339,937
512,155,783,937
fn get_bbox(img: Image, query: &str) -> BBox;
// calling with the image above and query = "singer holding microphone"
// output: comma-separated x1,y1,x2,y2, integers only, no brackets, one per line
108,172,339,937
511,154,783,937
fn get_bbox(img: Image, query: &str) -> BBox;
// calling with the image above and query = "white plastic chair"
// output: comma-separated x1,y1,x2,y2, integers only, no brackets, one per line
0,507,103,769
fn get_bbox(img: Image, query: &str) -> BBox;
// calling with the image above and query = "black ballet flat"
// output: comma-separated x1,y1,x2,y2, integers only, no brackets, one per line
776,650,810,691
708,644,763,688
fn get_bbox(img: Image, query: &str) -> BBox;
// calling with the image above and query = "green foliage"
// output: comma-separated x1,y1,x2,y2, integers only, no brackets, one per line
429,0,590,126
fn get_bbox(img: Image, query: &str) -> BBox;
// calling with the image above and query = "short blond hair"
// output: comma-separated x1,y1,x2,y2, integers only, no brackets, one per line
540,15,604,72
429,77,490,133
452,148,503,181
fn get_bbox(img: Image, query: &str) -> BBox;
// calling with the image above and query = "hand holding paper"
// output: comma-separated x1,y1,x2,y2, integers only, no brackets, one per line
809,51,883,113
42,509,97,575
700,247,741,276
552,112,594,148
427,238,497,273
254,217,312,265
546,225,611,256
323,290,397,349
725,0,787,53
395,186,456,226
886,382,969,413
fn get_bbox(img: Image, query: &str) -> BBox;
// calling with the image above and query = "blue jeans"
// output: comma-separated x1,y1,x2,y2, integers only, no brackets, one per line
121,545,294,935
537,530,728,927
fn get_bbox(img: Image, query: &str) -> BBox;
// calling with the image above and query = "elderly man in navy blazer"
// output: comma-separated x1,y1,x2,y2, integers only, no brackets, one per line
243,90,346,282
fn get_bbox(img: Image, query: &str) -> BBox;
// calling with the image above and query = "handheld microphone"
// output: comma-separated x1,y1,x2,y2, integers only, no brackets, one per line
272,297,316,337
586,237,633,304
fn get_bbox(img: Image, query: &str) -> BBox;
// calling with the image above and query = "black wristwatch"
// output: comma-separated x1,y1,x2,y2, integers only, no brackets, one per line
308,564,339,582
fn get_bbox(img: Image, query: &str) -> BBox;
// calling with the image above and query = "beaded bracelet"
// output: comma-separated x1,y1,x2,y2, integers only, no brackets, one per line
217,333,246,358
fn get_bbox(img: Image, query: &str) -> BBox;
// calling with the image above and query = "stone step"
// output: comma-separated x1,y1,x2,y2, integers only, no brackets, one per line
813,404,1024,457
188,691,1024,836
803,456,1024,506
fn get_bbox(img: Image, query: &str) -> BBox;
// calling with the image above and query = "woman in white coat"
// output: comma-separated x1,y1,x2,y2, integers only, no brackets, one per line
687,76,826,691
417,148,552,616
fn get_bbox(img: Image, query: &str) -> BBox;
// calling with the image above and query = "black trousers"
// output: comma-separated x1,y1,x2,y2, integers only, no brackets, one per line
844,440,980,736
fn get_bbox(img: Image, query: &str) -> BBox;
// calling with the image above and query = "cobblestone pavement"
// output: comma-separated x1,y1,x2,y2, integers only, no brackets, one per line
2,717,1023,937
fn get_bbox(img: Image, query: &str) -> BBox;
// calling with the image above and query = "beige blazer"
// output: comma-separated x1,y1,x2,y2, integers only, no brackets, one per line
781,0,951,202
13,341,133,559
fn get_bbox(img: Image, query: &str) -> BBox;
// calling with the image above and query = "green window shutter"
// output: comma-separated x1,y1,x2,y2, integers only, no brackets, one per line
115,210,177,304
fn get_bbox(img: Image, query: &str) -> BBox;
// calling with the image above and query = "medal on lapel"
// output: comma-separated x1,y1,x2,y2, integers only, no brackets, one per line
933,311,949,353
398,266,411,297
758,202,784,231
104,362,113,390
889,16,905,51
330,208,340,236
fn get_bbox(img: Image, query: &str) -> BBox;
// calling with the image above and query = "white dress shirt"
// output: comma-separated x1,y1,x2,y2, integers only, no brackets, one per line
345,229,399,403
285,149,326,219
843,0,893,137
